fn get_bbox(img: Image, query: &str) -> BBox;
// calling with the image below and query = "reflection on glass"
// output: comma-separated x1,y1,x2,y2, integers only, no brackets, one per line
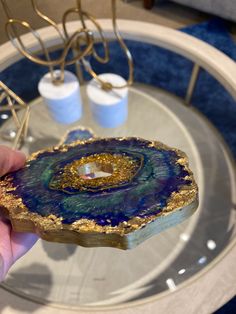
207,240,216,250
198,256,207,265
0,114,9,120
166,278,177,291
0,129,16,141
178,268,186,275
180,233,190,242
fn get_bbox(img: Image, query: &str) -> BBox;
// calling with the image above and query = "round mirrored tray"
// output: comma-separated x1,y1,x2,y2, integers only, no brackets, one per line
0,84,235,309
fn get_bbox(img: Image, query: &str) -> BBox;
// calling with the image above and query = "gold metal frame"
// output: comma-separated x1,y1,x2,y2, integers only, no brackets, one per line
185,64,200,106
0,81,30,149
1,0,134,89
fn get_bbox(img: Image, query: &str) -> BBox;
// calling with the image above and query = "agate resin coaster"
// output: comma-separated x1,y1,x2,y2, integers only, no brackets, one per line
0,137,198,249
58,126,95,145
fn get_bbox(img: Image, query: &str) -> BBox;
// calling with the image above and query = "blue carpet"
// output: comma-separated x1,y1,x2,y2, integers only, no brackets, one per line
0,18,235,311
215,296,236,314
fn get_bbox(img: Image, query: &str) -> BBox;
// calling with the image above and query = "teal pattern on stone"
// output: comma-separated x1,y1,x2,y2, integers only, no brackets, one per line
9,138,191,227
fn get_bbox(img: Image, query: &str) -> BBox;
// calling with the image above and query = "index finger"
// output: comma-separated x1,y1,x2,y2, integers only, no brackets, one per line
0,146,26,177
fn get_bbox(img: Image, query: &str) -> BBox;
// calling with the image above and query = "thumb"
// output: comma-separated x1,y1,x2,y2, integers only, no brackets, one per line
0,146,26,177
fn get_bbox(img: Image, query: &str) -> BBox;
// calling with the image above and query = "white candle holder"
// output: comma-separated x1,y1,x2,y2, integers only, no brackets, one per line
87,73,128,128
38,70,82,124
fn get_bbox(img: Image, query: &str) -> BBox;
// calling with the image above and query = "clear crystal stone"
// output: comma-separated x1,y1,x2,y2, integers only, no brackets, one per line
78,162,113,180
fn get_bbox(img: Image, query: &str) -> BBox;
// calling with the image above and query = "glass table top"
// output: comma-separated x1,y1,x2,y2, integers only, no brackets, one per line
0,84,235,308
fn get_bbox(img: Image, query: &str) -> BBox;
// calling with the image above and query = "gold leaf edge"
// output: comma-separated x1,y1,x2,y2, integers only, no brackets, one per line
0,137,198,237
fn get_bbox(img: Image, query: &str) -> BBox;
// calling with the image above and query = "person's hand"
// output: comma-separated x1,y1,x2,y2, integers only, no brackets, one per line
0,146,38,281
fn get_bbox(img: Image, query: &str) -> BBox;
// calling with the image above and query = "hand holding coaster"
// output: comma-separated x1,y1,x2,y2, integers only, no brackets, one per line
0,137,198,249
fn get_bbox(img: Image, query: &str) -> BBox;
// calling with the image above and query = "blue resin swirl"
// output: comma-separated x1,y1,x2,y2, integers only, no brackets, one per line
9,138,190,226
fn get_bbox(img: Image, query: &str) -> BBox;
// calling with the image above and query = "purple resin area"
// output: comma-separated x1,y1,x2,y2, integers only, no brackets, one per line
8,138,191,227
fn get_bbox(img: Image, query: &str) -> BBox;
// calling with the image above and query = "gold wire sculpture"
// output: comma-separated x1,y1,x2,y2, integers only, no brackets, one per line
1,0,134,89
0,81,30,149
